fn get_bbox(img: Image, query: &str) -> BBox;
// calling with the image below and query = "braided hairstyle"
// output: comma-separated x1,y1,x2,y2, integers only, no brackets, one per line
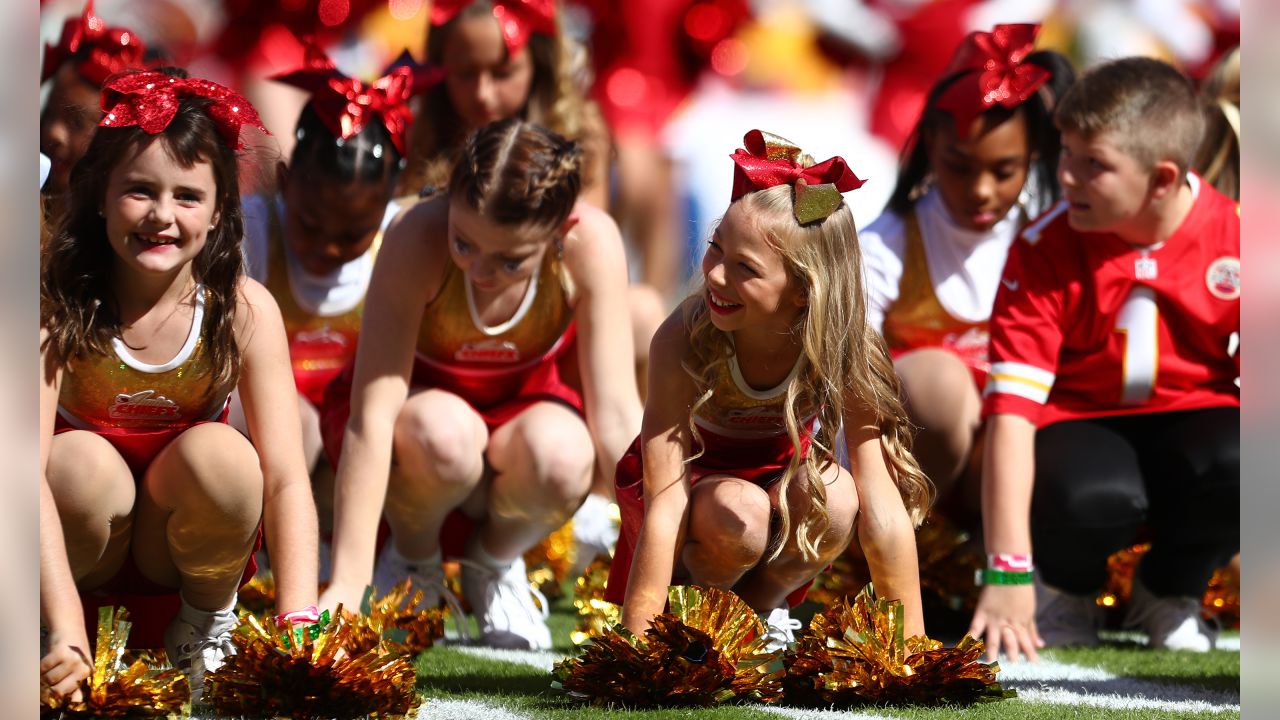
290,102,402,187
448,118,582,230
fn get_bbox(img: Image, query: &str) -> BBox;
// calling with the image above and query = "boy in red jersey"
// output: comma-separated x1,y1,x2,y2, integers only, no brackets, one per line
968,57,1239,660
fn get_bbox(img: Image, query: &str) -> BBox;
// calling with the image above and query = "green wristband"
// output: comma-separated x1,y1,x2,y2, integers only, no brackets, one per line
975,568,1034,586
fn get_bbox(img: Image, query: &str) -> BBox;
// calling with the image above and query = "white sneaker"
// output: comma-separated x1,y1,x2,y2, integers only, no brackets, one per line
373,543,470,641
459,552,552,650
164,598,238,703
1034,574,1103,647
1125,577,1216,652
572,494,620,569
760,607,803,653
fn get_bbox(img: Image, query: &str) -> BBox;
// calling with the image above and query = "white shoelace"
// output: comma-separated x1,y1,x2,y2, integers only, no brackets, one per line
401,561,473,643
763,616,803,648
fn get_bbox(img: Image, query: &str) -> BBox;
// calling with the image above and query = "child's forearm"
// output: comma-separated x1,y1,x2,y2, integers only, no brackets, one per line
588,403,642,489
982,415,1036,555
620,495,687,631
859,507,925,637
327,418,396,590
262,474,319,613
40,479,84,633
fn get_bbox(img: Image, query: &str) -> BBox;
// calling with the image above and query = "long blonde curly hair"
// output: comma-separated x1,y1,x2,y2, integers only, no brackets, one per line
400,0,606,196
683,182,932,564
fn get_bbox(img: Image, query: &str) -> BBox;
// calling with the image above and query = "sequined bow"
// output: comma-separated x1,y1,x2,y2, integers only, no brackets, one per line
41,0,146,86
271,40,443,156
99,72,268,150
730,130,865,225
934,23,1050,139
431,0,557,55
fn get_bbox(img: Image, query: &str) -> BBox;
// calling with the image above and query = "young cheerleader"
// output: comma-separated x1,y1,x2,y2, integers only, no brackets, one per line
400,0,665,562
238,43,433,515
608,130,932,645
400,0,609,208
318,119,641,650
860,24,1074,503
41,0,148,215
39,69,319,701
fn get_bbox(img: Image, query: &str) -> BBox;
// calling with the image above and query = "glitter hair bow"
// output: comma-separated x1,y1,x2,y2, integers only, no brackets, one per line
431,0,557,56
41,0,147,86
271,39,444,156
99,71,268,150
934,23,1050,139
730,129,865,225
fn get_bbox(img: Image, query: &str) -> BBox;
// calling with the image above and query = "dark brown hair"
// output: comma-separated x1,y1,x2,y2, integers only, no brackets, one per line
41,69,246,393
1055,56,1205,175
449,118,582,230
400,0,604,196
888,49,1075,215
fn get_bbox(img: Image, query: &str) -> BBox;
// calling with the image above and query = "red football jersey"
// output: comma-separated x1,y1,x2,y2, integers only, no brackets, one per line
983,177,1240,428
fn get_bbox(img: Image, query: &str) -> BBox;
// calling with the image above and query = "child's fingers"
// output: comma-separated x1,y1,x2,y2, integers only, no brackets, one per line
985,623,1003,663
1015,624,1039,662
50,672,84,700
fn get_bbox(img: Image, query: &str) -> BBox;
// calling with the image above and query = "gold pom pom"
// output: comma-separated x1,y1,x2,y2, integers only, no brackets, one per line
525,519,576,600
40,606,188,717
1100,543,1239,628
204,607,421,719
784,584,1013,706
553,585,784,707
235,571,277,617
344,581,448,656
569,556,620,645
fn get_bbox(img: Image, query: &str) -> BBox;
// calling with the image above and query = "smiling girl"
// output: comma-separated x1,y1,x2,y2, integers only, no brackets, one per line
607,130,931,649
860,25,1073,505
39,69,318,702
318,119,640,650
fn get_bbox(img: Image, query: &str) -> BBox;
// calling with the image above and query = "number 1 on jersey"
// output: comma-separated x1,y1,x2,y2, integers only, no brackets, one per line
1115,286,1158,405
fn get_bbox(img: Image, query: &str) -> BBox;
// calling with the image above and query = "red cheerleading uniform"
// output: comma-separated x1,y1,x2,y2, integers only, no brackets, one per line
983,175,1240,428
606,343,815,608
320,244,581,558
54,287,259,647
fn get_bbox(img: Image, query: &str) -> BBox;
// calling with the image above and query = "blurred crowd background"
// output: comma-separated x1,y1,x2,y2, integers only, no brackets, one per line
37,0,1239,301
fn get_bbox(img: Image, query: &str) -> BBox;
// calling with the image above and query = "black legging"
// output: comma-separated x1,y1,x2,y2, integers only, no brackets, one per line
1030,406,1239,598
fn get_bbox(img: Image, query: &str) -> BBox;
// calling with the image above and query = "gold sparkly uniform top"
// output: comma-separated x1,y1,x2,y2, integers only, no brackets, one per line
261,200,384,399
881,211,991,372
692,347,816,441
415,245,575,371
57,287,233,430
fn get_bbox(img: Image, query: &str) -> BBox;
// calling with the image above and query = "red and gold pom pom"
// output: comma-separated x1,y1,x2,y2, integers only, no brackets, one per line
344,581,447,656
553,585,784,707
40,606,188,718
784,584,1013,707
525,520,576,600
205,607,421,719
569,556,620,646
1099,543,1240,628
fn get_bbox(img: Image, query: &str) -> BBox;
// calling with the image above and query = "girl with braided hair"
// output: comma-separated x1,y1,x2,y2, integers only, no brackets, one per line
609,130,931,648
318,119,640,650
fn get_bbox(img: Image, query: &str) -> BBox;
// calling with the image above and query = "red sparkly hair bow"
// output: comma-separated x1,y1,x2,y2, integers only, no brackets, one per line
99,72,268,150
730,130,865,224
41,0,146,86
271,40,444,156
431,0,557,56
934,23,1051,139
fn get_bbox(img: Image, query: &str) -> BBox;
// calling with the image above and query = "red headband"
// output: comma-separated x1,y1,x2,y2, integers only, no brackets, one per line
99,72,268,150
271,40,444,157
431,0,557,56
730,130,864,224
42,0,147,86
934,23,1050,139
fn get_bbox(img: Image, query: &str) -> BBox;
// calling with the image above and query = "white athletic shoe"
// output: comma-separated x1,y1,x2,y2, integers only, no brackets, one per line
1125,577,1216,652
1034,574,1103,647
164,598,238,704
760,607,803,653
373,543,470,640
459,553,552,650
571,494,620,575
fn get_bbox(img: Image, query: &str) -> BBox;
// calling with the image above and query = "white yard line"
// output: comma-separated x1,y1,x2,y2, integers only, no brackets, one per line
998,657,1116,682
760,705,887,720
1016,687,1240,714
452,644,567,671
417,698,535,720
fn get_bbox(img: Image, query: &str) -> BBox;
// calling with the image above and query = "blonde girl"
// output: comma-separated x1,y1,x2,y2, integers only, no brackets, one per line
608,130,931,643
